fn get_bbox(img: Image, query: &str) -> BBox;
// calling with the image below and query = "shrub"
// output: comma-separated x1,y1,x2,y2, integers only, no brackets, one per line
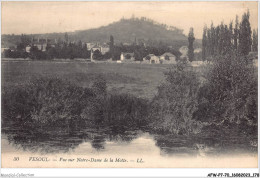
81,90,149,131
125,54,132,59
150,62,201,135
92,50,103,60
2,77,93,132
104,93,149,131
195,53,257,136
91,75,107,96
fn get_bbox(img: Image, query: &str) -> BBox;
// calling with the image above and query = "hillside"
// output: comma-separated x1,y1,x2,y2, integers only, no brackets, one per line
2,17,201,49
72,18,188,47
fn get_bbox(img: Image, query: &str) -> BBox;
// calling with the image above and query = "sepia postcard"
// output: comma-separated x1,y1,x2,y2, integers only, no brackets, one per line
1,1,258,173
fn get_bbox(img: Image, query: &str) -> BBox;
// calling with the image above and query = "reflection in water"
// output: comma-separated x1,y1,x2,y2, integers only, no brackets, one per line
91,135,106,151
2,127,140,154
154,134,257,157
4,131,87,154
1,127,257,157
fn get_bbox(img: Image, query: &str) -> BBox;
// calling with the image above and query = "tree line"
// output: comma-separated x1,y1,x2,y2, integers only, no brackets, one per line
3,39,91,60
3,33,182,61
201,10,258,61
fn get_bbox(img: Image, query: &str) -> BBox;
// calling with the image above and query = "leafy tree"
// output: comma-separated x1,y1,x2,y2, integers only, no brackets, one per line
77,40,82,48
125,53,132,59
103,52,112,59
202,26,207,61
252,29,258,52
64,33,69,44
92,50,103,60
196,52,257,136
228,21,234,50
214,26,220,55
150,62,200,134
239,10,252,56
134,50,143,61
29,46,40,59
82,49,90,59
222,24,232,55
109,35,114,58
112,47,122,61
234,15,239,51
201,11,253,59
46,47,56,60
3,49,11,58
209,23,215,56
188,27,195,62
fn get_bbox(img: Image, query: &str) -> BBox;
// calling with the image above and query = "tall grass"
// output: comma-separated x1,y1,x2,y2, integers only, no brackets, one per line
2,76,149,134
2,77,93,133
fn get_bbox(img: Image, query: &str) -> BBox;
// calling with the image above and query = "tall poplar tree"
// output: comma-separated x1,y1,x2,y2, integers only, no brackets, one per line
239,10,252,56
202,26,207,61
64,33,69,44
229,21,234,50
252,29,258,52
188,27,195,62
109,35,114,59
234,15,239,51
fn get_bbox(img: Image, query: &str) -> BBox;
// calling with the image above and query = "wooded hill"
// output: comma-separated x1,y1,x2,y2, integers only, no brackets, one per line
2,17,201,49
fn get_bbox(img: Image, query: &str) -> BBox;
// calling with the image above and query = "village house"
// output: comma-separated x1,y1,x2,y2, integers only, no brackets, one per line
32,38,48,51
25,45,31,53
123,43,131,46
159,52,176,64
86,43,95,50
26,38,56,53
120,52,135,61
143,54,160,64
194,48,202,53
179,46,188,59
91,44,101,53
90,44,109,54
90,43,110,60
100,44,110,54
1,48,9,53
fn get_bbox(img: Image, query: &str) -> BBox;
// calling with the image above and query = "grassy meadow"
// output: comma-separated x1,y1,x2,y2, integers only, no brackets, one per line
1,61,174,99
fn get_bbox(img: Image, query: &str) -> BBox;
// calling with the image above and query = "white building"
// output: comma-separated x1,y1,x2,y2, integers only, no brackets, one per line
143,54,160,64
179,46,188,59
90,44,110,60
25,46,31,53
194,48,202,53
120,52,135,61
1,48,9,53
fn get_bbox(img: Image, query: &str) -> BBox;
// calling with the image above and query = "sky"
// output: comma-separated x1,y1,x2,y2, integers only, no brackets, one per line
1,1,258,38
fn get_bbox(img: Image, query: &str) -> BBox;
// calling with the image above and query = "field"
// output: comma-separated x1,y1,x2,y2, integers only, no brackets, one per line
2,60,174,99
1,59,257,159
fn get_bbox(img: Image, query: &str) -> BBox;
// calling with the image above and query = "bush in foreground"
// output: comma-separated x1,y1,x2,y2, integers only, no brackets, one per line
194,53,257,137
2,77,93,132
2,76,149,134
149,62,201,135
